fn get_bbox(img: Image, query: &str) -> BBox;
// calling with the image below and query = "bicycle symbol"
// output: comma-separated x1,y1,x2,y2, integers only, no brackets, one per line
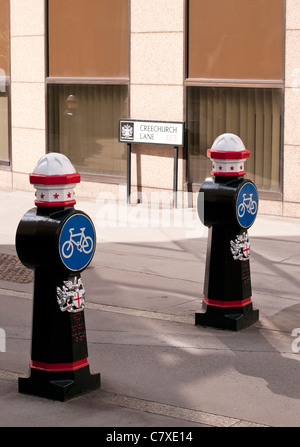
237,194,257,218
62,227,94,259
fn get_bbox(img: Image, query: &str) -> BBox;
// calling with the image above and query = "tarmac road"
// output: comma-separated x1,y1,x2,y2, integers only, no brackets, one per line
0,189,300,427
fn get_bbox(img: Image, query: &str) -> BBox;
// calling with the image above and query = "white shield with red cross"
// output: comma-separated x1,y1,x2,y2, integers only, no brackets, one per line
230,233,251,261
56,277,86,313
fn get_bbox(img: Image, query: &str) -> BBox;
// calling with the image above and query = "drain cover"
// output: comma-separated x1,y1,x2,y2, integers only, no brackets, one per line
0,253,33,283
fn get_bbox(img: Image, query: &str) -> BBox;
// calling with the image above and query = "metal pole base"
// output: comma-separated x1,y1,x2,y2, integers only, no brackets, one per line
18,365,100,402
195,302,259,331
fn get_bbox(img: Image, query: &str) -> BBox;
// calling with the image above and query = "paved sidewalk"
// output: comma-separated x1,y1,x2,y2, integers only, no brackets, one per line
0,188,300,427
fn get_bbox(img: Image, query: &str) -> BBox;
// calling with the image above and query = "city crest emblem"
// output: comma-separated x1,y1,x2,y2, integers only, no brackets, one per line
121,122,134,140
56,276,85,313
230,232,250,261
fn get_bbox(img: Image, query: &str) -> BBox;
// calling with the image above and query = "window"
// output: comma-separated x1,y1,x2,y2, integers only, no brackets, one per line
187,87,282,192
186,0,284,194
48,84,128,176
47,0,129,178
0,0,10,165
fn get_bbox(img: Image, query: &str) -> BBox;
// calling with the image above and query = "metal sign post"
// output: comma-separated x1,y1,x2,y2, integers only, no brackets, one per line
127,143,131,204
173,146,178,209
119,119,184,208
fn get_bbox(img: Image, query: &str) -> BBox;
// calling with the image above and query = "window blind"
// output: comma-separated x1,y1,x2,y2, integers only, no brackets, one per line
188,0,284,81
187,87,282,192
48,0,129,78
48,84,128,176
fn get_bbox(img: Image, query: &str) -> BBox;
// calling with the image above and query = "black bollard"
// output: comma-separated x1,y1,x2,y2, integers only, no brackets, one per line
195,134,259,331
16,153,100,401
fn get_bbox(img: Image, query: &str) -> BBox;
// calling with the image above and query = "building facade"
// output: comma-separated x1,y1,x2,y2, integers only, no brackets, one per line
1,0,300,216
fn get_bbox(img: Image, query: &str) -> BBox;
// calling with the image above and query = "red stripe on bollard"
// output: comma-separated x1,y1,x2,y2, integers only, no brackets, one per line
30,358,89,372
203,296,252,308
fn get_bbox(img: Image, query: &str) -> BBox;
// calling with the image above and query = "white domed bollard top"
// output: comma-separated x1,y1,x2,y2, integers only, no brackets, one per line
207,133,250,177
29,153,80,207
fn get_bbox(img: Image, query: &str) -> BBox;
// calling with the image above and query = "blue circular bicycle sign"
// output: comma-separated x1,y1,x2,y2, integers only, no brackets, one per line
236,182,258,229
59,213,96,272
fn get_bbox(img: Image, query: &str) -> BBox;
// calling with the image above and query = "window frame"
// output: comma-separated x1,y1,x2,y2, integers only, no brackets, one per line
0,0,11,168
184,0,285,201
45,0,130,184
